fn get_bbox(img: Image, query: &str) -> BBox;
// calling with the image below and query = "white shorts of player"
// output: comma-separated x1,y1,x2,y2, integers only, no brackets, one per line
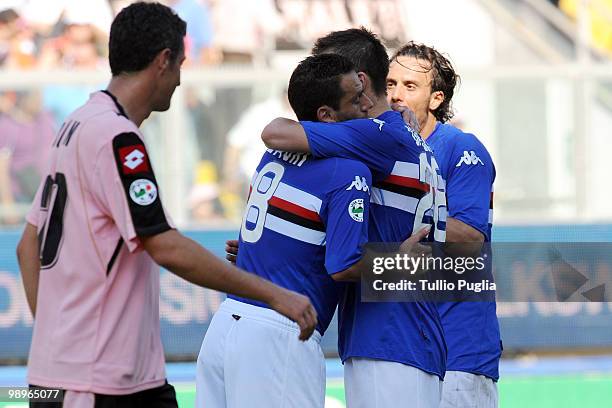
440,371,498,408
196,298,325,408
344,357,442,408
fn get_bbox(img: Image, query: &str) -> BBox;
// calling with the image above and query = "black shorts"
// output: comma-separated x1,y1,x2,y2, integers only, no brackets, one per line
29,381,178,408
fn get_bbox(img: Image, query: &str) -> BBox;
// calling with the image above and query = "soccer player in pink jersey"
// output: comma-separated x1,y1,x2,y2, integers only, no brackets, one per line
15,3,316,407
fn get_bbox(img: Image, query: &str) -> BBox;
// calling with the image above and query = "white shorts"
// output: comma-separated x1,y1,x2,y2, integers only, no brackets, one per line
344,357,442,408
440,371,498,408
196,298,325,408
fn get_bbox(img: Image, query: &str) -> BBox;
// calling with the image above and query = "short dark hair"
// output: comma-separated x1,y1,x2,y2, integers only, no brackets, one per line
288,54,355,121
109,2,186,76
312,27,389,97
391,42,459,123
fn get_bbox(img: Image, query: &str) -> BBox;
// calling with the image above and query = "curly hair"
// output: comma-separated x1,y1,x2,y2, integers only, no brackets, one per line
109,2,186,76
390,42,459,123
312,28,389,97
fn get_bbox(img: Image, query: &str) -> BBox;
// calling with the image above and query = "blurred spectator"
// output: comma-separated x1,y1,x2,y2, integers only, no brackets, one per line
0,91,54,224
169,0,216,65
38,22,106,126
189,161,226,224
0,8,36,68
274,0,407,49
18,0,112,34
210,0,283,65
221,90,295,220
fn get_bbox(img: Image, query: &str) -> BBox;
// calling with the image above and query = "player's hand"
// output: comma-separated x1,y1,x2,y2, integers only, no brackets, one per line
391,103,420,132
269,288,317,341
399,227,432,273
225,239,239,264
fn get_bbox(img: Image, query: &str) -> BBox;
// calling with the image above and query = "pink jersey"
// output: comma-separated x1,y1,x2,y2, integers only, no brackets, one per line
25,91,173,394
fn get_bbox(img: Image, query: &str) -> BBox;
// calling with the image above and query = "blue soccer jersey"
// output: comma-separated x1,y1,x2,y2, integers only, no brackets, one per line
427,122,501,381
302,110,447,378
231,149,372,335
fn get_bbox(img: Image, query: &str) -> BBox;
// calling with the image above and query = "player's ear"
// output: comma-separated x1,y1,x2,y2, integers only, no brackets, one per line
357,72,368,89
429,90,444,111
317,106,336,123
154,48,172,73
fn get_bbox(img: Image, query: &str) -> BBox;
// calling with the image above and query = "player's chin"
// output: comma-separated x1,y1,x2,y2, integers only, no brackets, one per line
153,101,172,112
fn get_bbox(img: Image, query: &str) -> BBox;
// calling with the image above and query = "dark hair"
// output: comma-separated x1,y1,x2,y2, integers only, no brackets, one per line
109,2,186,76
312,27,388,97
391,41,459,123
288,54,355,121
0,9,19,25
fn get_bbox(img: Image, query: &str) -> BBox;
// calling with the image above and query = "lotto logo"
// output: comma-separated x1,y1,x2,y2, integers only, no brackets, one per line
456,150,484,167
119,145,150,174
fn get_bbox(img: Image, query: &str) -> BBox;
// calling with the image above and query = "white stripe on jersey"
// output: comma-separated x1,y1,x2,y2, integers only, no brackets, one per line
264,214,326,246
274,182,323,213
425,207,448,222
390,161,419,178
371,187,419,213
437,175,446,192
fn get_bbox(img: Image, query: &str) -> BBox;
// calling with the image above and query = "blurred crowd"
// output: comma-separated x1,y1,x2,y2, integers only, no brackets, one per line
0,0,610,225
0,0,410,225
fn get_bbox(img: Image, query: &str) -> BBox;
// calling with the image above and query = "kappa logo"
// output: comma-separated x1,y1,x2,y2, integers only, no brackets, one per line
456,150,484,167
118,145,150,174
371,118,385,131
346,176,369,193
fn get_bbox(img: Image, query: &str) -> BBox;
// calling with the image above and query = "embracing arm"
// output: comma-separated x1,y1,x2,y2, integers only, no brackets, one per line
261,118,311,152
143,229,317,340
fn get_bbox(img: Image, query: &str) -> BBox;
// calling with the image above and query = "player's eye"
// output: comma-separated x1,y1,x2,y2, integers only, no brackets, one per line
386,82,395,89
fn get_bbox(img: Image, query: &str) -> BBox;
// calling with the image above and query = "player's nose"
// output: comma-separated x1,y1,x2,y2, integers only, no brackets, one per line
390,86,404,103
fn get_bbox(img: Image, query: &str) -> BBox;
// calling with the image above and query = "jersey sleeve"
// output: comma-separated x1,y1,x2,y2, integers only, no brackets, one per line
445,134,495,240
301,118,399,176
94,132,172,252
323,159,372,275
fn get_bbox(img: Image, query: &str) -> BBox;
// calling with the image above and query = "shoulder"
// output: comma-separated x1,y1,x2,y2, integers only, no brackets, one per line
320,157,372,190
331,158,372,178
83,111,143,155
442,125,487,151
437,124,492,162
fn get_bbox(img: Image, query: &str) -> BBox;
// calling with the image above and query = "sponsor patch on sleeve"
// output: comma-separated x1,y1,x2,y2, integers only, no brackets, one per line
118,144,150,174
112,132,170,236
348,198,365,222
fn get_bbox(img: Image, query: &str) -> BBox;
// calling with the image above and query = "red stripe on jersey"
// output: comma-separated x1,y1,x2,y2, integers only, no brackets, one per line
384,175,430,192
268,196,321,222
490,192,494,209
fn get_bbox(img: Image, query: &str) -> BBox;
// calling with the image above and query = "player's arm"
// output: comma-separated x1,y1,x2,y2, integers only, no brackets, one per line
261,118,311,152
445,135,494,255
446,217,484,243
141,230,316,340
97,132,316,340
322,161,371,282
263,117,399,175
17,223,40,316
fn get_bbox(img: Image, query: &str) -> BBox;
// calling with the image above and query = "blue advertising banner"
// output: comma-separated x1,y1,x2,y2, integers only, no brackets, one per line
1,225,612,361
